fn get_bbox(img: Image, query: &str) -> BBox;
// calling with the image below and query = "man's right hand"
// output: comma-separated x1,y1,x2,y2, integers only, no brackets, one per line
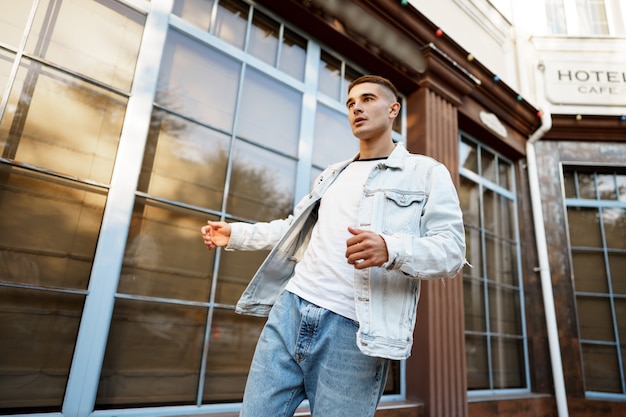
201,221,232,250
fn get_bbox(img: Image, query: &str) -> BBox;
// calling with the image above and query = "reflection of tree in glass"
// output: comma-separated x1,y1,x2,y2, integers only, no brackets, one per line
228,150,293,222
142,107,292,223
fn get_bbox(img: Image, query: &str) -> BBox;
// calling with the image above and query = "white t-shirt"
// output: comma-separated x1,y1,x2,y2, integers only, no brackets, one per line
285,159,381,321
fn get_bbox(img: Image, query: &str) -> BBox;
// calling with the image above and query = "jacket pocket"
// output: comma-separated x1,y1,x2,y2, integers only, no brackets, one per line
382,190,425,234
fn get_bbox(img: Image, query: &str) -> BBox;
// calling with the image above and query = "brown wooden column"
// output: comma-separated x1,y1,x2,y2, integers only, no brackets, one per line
404,47,475,417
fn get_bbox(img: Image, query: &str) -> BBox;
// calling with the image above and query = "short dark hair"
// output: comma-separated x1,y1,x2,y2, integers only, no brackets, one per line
348,75,399,102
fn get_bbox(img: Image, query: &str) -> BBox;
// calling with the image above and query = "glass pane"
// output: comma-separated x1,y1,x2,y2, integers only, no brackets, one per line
318,50,341,100
576,0,609,35
464,279,486,332
384,360,401,395
248,10,279,66
0,166,106,290
227,140,295,222
138,110,230,211
0,50,12,98
483,189,514,237
481,148,496,183
492,337,525,389
603,208,626,249
216,249,269,305
26,0,144,91
117,202,215,303
156,29,242,133
214,0,249,50
577,295,615,341
466,334,489,389
609,252,626,294
484,235,517,286
343,66,363,106
279,28,307,81
581,343,621,392
572,250,608,293
464,227,482,278
460,138,478,173
545,0,567,34
344,66,361,85
312,103,357,168
597,174,617,200
459,177,480,227
202,309,265,402
172,0,214,32
563,170,576,198
567,207,602,247
0,287,84,412
0,0,34,47
96,299,206,408
237,69,301,157
1,60,126,183
498,159,512,191
577,172,596,199
488,285,522,335
617,174,626,202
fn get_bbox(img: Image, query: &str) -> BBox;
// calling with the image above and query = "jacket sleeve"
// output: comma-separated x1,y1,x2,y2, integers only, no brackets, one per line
226,217,293,251
225,179,322,251
381,163,467,279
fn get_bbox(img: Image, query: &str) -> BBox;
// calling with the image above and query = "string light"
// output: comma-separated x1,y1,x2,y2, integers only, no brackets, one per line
435,28,443,37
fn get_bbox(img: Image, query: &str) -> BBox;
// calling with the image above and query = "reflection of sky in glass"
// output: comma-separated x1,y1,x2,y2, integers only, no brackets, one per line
172,0,215,32
460,140,478,173
25,0,143,92
597,174,617,200
215,0,248,49
279,29,307,81
248,10,279,66
237,68,301,157
312,103,357,168
8,65,125,183
157,30,241,133
0,0,33,47
618,175,626,202
318,51,341,100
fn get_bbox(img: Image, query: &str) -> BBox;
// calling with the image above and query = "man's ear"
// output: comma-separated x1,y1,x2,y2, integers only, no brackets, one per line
389,101,401,118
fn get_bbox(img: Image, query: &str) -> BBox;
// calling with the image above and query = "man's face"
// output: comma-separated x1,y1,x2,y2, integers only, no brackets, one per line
346,82,398,140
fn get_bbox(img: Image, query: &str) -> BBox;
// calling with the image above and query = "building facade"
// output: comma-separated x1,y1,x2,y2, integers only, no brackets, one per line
0,0,624,417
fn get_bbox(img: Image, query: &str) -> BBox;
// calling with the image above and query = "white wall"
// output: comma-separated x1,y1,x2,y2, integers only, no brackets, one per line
408,0,519,89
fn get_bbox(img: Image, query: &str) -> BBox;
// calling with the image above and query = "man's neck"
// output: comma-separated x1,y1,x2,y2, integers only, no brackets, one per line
358,138,395,160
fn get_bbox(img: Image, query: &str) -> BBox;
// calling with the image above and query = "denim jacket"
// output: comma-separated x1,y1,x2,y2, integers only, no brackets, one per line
227,143,466,360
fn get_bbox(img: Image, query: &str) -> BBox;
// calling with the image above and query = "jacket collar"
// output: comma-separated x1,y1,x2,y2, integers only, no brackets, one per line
348,141,408,169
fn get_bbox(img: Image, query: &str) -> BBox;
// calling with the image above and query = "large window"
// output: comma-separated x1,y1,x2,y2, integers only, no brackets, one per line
0,0,143,412
1,0,405,414
563,166,626,398
459,133,529,394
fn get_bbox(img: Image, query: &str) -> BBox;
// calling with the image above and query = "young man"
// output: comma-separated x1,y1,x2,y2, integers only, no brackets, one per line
201,75,466,417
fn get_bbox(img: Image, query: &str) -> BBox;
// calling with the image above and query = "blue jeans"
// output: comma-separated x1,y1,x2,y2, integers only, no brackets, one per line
240,291,389,417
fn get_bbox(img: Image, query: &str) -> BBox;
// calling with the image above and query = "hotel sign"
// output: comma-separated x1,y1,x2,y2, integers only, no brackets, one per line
544,61,626,106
